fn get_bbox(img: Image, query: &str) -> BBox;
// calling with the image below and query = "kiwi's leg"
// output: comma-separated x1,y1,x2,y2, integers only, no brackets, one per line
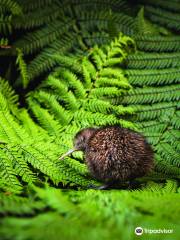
97,184,110,190
127,179,141,189
87,184,110,190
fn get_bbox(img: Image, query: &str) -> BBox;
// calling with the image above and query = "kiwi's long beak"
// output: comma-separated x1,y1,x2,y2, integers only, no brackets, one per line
59,149,77,160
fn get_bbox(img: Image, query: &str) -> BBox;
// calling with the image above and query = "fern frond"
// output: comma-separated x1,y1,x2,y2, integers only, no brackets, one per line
22,142,96,187
134,102,177,121
171,111,180,128
82,57,96,80
126,68,180,86
20,143,64,185
0,0,22,15
17,0,54,12
90,87,124,98
126,52,180,69
73,109,118,126
163,180,178,193
163,130,180,152
76,10,134,36
0,15,12,34
95,77,130,89
0,92,9,111
156,143,180,167
83,31,112,47
0,147,22,193
59,69,87,99
27,99,62,136
155,155,180,178
29,33,135,134
0,111,29,143
3,144,37,184
122,85,180,104
82,98,134,116
134,7,159,35
16,48,29,88
0,78,18,110
45,75,80,111
63,158,89,176
49,54,83,74
134,36,180,52
0,193,45,215
17,109,49,138
145,5,180,31
25,34,76,83
14,19,75,54
33,91,72,126
139,0,180,12
13,3,62,29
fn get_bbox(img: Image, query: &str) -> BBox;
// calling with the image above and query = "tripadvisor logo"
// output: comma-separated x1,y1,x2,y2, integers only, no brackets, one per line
135,227,174,235
135,227,143,235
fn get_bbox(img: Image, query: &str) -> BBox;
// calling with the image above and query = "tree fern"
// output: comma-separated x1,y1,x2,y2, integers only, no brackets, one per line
134,102,178,121
0,192,45,215
134,35,180,52
10,2,135,85
122,84,180,104
144,5,180,31
155,157,180,178
24,34,77,84
134,7,160,35
0,89,95,190
0,0,22,44
76,10,134,36
16,48,29,88
16,0,54,12
126,52,180,69
0,144,23,193
28,34,136,137
125,67,180,86
122,71,179,180
0,184,179,240
0,79,18,105
13,2,63,29
0,1,179,240
0,0,22,15
139,0,180,12
14,19,75,54
0,15,12,34
0,33,137,194
0,107,97,189
17,109,49,138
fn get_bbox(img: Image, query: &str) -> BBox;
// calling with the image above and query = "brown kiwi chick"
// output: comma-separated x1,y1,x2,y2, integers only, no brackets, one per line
60,125,154,189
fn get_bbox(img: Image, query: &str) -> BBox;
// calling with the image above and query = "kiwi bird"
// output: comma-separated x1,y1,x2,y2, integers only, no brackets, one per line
59,125,154,189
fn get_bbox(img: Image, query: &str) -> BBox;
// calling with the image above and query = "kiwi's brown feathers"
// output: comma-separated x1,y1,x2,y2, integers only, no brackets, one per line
74,125,154,184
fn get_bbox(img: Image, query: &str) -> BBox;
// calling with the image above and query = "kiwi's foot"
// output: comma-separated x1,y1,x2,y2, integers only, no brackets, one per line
87,184,110,190
127,180,141,189
87,180,140,190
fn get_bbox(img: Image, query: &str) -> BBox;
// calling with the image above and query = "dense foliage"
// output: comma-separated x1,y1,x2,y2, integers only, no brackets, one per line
0,0,179,239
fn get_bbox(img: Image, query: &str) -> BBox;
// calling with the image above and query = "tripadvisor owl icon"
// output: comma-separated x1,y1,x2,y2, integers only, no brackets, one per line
135,227,143,235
